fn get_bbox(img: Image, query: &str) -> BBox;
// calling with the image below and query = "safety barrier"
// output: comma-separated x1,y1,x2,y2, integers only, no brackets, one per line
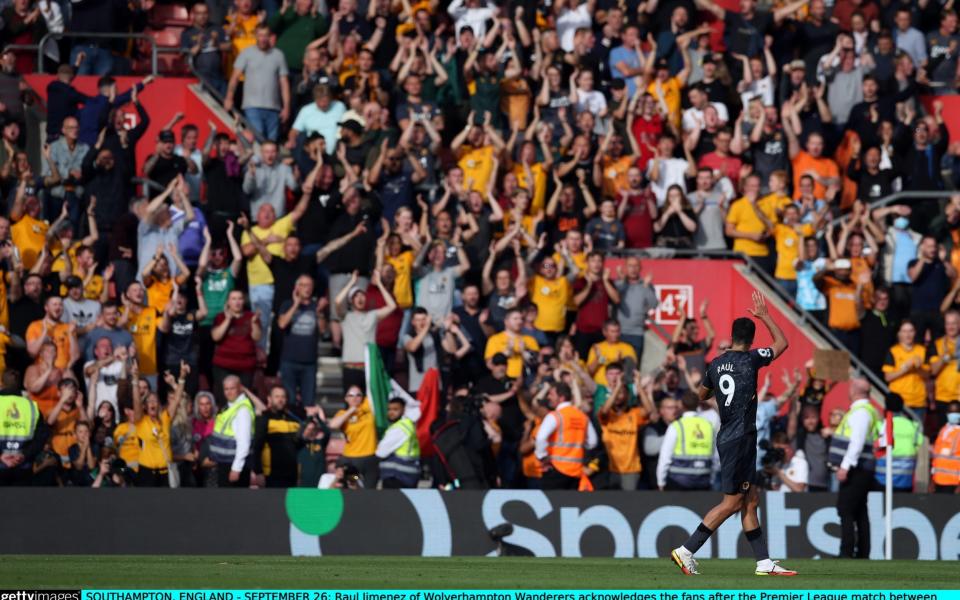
1,489,957,559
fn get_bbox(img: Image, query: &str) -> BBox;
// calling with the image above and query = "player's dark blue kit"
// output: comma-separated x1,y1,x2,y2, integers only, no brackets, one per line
702,347,774,494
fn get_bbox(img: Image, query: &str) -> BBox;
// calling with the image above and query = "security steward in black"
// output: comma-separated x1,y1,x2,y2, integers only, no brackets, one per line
252,386,306,488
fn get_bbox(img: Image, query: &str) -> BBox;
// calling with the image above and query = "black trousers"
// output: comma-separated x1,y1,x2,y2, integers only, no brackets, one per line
0,467,31,486
135,466,169,487
540,468,580,490
837,467,875,558
266,473,298,488
216,462,251,487
381,477,414,489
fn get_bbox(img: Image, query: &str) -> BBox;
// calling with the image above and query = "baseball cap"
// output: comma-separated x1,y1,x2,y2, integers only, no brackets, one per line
340,119,364,135
158,130,175,143
788,59,806,71
65,275,84,289
655,58,670,71
833,258,852,269
348,286,366,300
491,353,508,366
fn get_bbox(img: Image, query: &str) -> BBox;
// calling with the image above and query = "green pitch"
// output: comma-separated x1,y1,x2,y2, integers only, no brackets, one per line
1,556,957,589
0,556,960,590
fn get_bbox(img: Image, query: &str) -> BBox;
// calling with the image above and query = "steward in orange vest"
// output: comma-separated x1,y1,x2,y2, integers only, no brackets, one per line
534,382,598,490
932,401,960,493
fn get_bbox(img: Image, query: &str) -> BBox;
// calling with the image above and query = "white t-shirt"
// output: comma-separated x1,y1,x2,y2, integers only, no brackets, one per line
681,103,731,131
739,75,775,109
780,449,810,492
576,90,608,116
646,157,689,205
557,4,592,52
84,358,124,417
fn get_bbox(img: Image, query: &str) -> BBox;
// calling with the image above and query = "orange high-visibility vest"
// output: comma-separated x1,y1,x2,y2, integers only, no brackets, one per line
547,405,588,477
522,417,543,479
932,424,960,486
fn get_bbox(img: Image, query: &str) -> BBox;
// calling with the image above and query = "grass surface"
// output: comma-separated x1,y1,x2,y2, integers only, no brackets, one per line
0,556,955,590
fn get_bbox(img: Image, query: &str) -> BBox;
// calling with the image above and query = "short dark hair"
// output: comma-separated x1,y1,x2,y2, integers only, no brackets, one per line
731,317,756,346
388,397,405,406
182,124,198,137
681,391,699,412
552,382,572,402
2,369,20,390
97,76,116,89
606,361,624,373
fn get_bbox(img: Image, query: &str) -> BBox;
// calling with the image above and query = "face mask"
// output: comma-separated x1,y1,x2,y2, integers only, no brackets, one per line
893,217,909,230
948,412,960,425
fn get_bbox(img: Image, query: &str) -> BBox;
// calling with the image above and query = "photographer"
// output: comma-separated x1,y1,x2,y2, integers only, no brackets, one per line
297,410,331,487
92,449,132,488
761,431,809,492
318,464,362,489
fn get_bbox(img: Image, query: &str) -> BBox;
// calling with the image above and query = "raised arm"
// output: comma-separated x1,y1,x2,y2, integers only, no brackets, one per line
370,269,397,321
748,291,788,359
694,0,725,19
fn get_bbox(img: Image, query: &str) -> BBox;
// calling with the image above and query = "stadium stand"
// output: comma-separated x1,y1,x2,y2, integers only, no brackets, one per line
0,0,959,497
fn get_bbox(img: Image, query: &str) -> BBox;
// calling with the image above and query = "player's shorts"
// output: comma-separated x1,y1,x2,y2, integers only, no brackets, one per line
718,434,757,495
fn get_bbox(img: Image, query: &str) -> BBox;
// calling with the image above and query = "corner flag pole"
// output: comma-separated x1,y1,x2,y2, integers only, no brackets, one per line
884,409,893,560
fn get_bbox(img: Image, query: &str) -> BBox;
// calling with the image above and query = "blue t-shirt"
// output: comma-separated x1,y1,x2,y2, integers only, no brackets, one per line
609,46,641,96
173,205,206,269
891,231,918,284
796,258,827,311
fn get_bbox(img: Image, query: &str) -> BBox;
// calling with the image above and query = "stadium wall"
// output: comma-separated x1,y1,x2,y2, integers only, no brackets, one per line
601,258,850,420
3,489,959,560
25,75,231,175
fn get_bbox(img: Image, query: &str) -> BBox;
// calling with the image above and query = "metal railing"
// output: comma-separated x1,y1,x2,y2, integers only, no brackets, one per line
825,190,956,230
183,55,267,145
132,177,164,201
36,32,159,75
2,43,41,54
16,31,264,144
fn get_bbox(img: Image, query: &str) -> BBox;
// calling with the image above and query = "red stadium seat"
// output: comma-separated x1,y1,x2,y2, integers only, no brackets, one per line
152,26,185,49
149,3,191,28
131,27,189,76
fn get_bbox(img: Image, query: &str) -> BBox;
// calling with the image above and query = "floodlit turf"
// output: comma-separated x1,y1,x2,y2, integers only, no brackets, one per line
0,556,956,589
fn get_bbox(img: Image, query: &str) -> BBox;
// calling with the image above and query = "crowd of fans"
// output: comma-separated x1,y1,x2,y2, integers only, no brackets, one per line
0,0,960,492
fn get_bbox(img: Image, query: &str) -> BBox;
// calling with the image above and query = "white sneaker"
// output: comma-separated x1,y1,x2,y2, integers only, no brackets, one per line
755,560,798,576
671,547,700,575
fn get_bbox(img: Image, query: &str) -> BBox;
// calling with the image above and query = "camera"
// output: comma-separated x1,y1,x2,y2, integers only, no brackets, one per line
338,465,363,489
759,439,786,468
757,440,786,489
109,458,133,483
